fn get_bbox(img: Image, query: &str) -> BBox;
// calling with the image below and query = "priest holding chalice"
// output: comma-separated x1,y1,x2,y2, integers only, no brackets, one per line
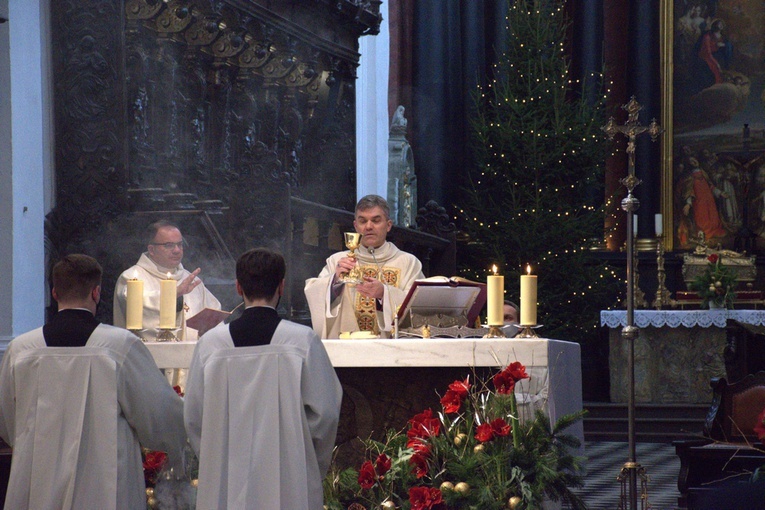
305,195,424,338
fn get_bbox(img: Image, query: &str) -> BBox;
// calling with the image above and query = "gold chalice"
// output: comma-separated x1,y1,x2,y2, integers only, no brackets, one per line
342,232,363,285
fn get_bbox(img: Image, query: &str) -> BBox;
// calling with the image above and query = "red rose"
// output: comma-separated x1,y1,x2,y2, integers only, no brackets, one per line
143,450,167,484
440,389,463,414
409,486,443,510
447,377,470,399
172,385,184,397
407,438,431,456
408,409,441,439
358,460,376,490
493,362,529,394
475,423,495,442
490,418,512,437
375,453,392,477
754,408,765,442
708,254,719,264
410,452,430,478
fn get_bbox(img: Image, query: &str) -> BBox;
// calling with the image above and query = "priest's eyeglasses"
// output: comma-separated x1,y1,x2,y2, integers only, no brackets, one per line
150,242,184,250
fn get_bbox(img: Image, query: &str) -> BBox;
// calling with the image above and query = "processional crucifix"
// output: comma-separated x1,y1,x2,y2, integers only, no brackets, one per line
602,97,662,510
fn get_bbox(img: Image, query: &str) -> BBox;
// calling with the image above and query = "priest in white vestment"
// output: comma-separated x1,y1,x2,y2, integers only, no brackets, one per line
0,254,187,510
113,220,221,342
185,248,342,510
304,194,424,338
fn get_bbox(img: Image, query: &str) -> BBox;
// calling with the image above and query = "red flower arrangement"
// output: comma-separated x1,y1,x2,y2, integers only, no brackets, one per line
324,362,587,510
143,385,184,486
143,449,167,486
408,486,444,510
690,253,737,308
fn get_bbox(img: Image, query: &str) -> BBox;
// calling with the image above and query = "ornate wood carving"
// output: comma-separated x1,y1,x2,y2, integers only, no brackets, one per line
47,0,374,322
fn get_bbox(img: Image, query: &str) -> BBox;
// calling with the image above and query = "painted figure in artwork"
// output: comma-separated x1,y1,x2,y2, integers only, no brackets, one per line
680,157,728,243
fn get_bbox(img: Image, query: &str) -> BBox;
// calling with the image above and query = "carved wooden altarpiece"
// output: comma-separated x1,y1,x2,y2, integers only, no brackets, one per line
46,0,381,322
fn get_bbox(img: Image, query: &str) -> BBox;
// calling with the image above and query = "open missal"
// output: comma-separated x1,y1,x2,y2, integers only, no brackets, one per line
396,276,486,330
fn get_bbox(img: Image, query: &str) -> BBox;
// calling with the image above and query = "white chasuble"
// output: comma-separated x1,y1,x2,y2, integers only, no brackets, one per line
184,320,342,510
304,241,424,338
113,252,221,341
0,326,186,510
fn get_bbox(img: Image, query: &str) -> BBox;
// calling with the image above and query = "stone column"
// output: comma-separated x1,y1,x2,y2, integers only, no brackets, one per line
0,0,51,351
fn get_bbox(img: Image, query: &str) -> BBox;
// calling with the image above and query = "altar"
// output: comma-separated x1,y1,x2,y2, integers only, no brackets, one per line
146,337,583,466
601,310,765,404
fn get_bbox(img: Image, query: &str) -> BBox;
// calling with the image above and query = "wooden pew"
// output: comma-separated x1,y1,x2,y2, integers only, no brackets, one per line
675,371,765,508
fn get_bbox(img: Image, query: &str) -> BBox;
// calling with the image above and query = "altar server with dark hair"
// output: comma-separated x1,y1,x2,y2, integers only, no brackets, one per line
185,248,342,509
0,254,186,510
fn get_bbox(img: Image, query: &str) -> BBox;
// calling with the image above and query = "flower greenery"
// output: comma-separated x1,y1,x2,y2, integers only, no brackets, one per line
323,363,586,510
690,254,737,309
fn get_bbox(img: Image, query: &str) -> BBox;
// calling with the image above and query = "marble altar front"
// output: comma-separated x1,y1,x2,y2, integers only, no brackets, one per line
146,337,583,467
601,310,765,404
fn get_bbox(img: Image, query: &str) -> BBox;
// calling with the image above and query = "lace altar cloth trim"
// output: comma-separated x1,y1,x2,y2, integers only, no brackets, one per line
600,310,765,328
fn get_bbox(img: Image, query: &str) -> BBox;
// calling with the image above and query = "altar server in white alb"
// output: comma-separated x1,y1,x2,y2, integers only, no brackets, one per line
113,219,221,341
0,254,187,510
185,248,342,510
304,194,424,338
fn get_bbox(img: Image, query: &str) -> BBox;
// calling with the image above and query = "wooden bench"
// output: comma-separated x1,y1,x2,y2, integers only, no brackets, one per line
675,372,765,509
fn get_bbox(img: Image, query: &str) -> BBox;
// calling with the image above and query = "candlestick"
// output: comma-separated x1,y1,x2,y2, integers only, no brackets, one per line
159,274,177,329
125,278,143,330
487,265,504,326
520,265,537,326
633,214,638,237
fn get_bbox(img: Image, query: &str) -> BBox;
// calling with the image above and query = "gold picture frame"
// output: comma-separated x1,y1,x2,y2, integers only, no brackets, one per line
661,0,765,253
660,0,674,251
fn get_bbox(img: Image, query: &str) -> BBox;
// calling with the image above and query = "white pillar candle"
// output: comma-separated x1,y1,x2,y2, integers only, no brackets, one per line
487,265,504,326
125,278,143,330
159,274,177,329
655,213,663,236
520,265,537,326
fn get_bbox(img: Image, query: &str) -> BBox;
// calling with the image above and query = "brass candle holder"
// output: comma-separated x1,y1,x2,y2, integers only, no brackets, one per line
652,235,675,310
341,232,363,285
482,325,506,338
156,328,178,342
515,324,542,338
128,329,145,342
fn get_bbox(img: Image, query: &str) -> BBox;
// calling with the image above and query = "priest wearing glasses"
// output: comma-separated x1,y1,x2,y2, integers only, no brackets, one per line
305,194,424,338
113,220,221,341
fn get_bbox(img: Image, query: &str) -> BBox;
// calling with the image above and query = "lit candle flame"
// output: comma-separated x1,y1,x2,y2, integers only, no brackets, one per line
526,264,532,275
491,264,498,275
166,272,172,279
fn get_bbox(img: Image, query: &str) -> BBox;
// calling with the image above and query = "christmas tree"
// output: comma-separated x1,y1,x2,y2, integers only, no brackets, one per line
457,0,621,343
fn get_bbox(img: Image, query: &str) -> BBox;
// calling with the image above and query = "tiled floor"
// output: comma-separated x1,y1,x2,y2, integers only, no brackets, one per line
568,441,681,510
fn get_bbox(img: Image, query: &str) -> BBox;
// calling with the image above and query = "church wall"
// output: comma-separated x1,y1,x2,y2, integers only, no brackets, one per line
0,0,51,346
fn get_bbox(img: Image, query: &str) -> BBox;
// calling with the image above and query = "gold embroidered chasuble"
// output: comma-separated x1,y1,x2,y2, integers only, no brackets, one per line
304,241,424,339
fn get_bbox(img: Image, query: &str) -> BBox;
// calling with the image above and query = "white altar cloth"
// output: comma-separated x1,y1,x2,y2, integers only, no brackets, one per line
144,337,583,446
600,310,765,329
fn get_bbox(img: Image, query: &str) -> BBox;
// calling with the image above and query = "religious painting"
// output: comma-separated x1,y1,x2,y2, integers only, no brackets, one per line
663,0,765,253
